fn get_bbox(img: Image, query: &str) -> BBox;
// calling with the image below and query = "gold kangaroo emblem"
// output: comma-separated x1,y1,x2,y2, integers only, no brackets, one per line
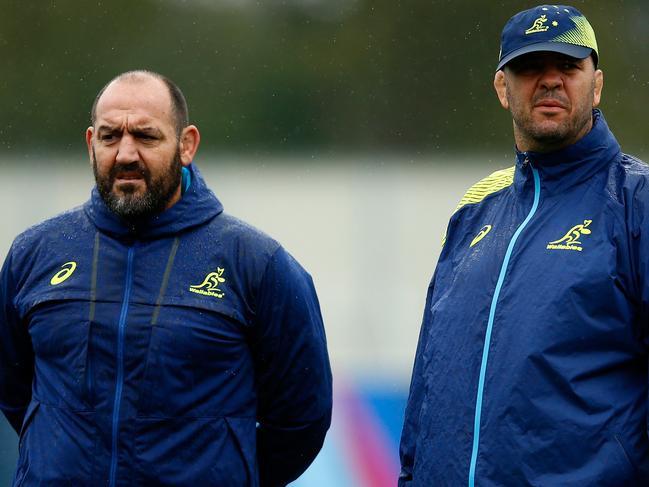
548,220,592,246
189,267,226,298
525,15,550,34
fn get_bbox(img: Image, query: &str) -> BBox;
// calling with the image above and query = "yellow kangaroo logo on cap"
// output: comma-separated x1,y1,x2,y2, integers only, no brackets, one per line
470,225,493,248
50,262,77,285
525,15,550,34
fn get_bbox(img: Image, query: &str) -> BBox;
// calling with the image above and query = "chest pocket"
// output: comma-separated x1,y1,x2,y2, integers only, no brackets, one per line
136,295,256,418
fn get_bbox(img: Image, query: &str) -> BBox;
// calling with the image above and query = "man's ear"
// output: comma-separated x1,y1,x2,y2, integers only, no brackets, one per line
494,70,509,110
592,69,604,108
178,125,201,166
86,127,94,165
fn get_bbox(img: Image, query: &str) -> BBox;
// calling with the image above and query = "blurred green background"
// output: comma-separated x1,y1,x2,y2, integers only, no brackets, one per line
1,0,647,156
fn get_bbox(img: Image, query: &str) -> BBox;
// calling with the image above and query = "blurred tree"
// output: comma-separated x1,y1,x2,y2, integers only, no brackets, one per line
0,0,646,157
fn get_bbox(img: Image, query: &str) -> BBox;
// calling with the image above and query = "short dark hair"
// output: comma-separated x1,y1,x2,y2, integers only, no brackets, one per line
90,70,189,136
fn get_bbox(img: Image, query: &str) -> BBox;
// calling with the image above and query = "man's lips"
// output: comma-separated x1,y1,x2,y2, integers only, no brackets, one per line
115,173,143,180
113,172,146,188
113,167,146,181
534,99,568,109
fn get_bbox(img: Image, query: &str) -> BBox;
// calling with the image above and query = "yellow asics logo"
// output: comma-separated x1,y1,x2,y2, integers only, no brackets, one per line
525,15,550,34
547,219,592,252
189,267,226,298
50,261,77,285
470,225,492,248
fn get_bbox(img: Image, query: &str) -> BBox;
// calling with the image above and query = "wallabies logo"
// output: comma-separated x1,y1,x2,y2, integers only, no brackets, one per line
189,267,226,298
547,220,592,252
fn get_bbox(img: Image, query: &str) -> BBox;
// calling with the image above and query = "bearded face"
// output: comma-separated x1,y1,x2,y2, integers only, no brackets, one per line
87,76,200,222
93,145,182,221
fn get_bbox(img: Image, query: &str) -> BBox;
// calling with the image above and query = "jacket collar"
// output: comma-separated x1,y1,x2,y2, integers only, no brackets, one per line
514,110,621,193
84,163,223,240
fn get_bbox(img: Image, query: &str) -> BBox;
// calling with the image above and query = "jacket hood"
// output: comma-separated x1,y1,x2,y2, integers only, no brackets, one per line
514,109,622,193
84,163,223,239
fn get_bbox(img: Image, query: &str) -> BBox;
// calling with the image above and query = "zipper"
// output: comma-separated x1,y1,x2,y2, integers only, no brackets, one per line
109,245,135,487
468,161,540,487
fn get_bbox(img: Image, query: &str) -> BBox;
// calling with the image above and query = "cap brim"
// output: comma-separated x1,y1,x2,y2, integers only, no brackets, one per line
496,42,593,71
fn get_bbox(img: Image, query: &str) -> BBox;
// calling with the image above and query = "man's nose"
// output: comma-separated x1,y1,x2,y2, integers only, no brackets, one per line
539,66,563,90
115,134,139,163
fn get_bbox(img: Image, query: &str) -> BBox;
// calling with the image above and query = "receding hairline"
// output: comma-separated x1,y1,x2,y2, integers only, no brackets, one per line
90,70,189,134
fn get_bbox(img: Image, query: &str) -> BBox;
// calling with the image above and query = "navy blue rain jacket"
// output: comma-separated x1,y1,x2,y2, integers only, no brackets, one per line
0,164,332,486
400,111,649,486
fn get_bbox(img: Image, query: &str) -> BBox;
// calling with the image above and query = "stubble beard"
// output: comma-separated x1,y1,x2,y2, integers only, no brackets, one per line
509,89,594,152
93,147,183,222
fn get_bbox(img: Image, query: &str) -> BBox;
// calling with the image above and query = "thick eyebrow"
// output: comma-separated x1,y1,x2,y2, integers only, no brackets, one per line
95,124,164,138
128,126,164,138
96,124,120,133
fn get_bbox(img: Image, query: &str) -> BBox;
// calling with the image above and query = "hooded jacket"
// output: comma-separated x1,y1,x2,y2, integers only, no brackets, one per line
399,110,649,486
0,164,332,487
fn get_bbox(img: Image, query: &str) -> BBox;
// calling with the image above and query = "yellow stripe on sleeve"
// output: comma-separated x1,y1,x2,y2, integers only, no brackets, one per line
440,166,515,247
454,166,515,213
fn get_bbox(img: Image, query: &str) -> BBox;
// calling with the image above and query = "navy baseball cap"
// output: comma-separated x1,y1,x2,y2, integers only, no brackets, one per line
497,5,598,71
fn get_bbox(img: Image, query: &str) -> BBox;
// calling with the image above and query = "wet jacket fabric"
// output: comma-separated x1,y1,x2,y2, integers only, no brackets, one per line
0,164,332,487
399,110,649,486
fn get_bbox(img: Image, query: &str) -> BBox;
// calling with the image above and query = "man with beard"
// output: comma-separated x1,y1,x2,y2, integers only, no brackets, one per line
0,71,332,486
399,5,649,486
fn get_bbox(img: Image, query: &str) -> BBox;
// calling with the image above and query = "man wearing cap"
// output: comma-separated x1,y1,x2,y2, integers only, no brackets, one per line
399,5,649,486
